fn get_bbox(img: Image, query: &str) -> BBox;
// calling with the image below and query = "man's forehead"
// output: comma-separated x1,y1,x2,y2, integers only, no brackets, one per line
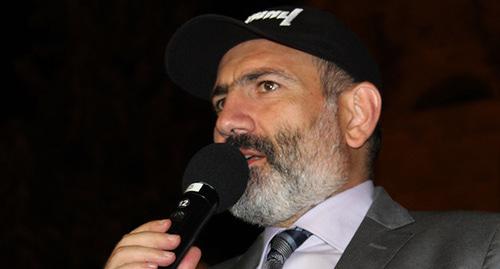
219,39,312,64
217,39,317,80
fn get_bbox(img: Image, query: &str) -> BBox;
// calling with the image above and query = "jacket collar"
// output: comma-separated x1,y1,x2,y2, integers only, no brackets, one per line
335,187,415,269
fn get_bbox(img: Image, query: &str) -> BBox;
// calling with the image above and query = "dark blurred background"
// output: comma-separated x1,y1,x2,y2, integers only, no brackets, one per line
3,0,499,268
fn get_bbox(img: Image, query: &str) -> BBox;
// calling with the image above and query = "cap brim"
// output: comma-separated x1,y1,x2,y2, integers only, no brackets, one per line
166,15,270,100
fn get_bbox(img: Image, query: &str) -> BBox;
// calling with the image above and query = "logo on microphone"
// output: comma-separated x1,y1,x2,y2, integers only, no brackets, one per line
178,199,190,208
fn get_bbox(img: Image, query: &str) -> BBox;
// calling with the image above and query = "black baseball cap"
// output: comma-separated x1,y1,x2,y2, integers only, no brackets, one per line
165,6,381,100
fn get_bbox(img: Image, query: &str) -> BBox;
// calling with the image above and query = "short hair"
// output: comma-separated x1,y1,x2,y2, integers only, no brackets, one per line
313,57,382,177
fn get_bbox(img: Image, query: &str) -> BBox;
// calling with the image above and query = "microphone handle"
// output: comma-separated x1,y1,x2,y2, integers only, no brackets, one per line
162,184,218,269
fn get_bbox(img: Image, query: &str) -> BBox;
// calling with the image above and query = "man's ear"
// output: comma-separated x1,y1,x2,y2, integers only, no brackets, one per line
343,82,382,148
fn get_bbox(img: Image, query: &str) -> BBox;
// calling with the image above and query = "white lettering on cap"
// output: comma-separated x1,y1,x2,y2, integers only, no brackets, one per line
244,8,303,26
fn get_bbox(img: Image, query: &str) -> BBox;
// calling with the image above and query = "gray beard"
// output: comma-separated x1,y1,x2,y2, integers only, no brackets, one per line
229,105,348,227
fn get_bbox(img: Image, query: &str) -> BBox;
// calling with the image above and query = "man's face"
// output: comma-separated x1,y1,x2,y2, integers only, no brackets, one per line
211,39,348,226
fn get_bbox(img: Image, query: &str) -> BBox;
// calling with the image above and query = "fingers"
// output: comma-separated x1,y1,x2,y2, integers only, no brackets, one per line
178,246,202,269
105,219,177,269
117,231,180,250
113,246,201,269
104,219,202,269
129,219,171,234
107,245,175,268
115,262,159,269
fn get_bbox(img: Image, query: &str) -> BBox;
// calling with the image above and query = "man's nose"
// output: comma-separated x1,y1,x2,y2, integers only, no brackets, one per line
214,91,255,141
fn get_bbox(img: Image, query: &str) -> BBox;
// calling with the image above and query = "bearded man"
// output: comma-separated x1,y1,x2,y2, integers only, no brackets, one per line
105,6,499,269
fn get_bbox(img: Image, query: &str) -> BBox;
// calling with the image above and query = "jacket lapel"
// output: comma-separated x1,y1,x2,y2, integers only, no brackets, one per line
335,187,415,269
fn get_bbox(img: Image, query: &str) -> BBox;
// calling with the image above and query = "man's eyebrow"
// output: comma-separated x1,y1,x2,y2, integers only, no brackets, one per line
212,84,228,99
211,68,296,99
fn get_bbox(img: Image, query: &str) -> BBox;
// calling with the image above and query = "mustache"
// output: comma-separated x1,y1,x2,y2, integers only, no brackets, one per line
225,129,304,178
225,134,276,164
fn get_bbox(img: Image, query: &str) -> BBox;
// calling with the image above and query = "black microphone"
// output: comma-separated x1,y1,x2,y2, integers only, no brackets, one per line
163,143,249,269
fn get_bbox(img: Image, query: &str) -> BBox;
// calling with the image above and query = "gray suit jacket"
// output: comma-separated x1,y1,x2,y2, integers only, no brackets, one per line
211,187,500,269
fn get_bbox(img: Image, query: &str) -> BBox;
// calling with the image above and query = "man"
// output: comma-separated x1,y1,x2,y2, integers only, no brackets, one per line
105,6,499,269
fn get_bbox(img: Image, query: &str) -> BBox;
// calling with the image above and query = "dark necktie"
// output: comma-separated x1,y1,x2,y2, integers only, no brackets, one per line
264,227,312,269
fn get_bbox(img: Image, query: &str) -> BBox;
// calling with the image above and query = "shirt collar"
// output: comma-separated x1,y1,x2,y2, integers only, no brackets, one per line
261,180,374,252
295,180,374,251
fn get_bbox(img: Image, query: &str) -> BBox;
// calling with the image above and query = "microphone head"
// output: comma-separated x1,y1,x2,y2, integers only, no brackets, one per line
182,143,249,213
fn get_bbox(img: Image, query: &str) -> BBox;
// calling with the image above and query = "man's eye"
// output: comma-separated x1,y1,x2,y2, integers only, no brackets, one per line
213,98,225,112
259,81,280,92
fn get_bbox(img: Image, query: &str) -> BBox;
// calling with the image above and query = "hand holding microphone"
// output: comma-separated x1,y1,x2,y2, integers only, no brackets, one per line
104,143,249,269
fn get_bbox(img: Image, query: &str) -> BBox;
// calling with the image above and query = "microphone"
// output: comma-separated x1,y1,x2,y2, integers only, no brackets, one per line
163,143,249,269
